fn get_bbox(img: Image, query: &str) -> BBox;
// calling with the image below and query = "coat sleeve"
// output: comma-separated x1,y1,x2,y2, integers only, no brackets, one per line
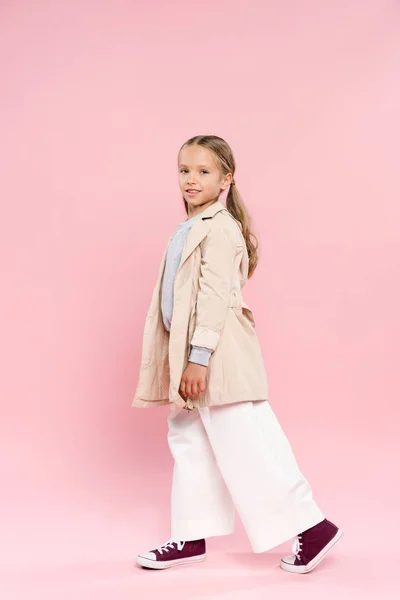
189,224,239,352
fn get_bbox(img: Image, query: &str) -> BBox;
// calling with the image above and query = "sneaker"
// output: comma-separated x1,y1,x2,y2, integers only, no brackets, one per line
280,518,343,574
136,538,206,569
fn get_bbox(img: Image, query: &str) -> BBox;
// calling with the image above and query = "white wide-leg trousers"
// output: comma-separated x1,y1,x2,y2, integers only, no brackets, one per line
167,400,325,553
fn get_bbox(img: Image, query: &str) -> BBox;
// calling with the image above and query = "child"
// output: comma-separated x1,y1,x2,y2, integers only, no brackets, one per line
132,135,343,573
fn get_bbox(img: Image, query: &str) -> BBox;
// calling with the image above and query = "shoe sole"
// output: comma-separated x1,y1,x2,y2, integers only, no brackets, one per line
280,529,344,574
136,553,207,569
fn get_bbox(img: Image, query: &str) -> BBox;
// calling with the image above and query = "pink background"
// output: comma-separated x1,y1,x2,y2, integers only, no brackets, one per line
1,0,399,598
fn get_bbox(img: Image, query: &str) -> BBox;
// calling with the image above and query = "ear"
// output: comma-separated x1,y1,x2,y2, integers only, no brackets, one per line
220,173,233,190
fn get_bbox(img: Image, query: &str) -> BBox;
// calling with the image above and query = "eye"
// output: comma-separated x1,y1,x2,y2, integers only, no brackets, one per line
179,168,209,174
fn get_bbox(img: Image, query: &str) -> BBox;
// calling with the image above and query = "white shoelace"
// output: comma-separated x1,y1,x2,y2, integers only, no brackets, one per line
156,539,185,554
292,534,303,560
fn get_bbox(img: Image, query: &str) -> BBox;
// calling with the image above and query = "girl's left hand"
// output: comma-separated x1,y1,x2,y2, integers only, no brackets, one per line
179,362,207,399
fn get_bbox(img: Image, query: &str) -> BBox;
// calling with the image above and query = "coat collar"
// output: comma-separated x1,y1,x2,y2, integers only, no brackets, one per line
195,199,226,220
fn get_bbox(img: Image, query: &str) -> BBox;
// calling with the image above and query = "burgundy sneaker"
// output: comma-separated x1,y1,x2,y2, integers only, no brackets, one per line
136,538,206,569
280,518,343,574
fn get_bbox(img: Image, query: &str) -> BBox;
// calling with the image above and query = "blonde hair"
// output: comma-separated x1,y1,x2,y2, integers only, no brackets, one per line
179,135,259,278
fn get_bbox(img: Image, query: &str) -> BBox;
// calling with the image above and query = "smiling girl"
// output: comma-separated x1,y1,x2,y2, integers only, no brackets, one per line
133,135,343,574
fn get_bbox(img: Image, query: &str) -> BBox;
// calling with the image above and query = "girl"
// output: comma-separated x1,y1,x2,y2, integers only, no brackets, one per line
132,135,343,574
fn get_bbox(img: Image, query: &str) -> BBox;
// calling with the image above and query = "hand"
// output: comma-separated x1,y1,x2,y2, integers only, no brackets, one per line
179,362,207,399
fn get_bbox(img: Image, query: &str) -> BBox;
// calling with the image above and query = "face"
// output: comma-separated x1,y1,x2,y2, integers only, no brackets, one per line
178,145,232,216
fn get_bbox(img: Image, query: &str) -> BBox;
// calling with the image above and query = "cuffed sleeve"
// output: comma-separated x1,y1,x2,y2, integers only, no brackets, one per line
188,345,213,366
189,224,239,352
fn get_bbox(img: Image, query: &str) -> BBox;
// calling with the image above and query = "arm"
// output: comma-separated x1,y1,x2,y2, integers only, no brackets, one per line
189,224,239,353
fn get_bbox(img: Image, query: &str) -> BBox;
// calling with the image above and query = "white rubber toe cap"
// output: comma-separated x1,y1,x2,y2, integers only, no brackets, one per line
138,551,156,560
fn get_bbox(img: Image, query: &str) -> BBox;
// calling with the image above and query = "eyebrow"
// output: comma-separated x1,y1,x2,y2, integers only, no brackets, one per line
178,164,212,169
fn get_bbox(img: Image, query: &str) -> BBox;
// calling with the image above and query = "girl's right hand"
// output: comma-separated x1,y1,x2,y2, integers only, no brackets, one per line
179,362,207,398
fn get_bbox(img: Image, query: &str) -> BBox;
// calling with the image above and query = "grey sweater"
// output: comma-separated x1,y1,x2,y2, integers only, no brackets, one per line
161,213,212,366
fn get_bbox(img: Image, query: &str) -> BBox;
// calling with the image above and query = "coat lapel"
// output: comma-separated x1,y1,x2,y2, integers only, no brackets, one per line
176,201,226,275
152,201,231,303
176,217,210,274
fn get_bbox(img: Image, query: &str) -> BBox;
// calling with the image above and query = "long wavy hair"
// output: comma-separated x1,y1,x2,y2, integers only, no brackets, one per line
179,135,259,278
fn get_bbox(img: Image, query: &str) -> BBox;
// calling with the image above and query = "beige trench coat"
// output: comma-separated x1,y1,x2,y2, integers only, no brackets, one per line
132,200,269,410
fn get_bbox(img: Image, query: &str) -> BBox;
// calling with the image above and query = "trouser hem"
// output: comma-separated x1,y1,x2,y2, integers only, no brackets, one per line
171,522,235,542
250,512,325,553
